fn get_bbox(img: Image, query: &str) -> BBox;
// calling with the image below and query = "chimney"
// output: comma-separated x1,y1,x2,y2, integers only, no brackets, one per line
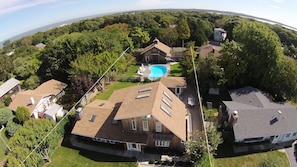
76,107,84,120
229,110,239,126
30,97,35,105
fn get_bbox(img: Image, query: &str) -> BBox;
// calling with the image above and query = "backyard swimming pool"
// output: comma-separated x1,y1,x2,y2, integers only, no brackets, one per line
148,65,167,80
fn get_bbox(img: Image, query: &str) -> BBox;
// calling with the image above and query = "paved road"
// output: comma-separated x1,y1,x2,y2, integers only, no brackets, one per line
286,144,297,167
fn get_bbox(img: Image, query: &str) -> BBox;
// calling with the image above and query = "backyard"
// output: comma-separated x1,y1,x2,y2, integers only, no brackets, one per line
45,139,137,167
213,150,289,167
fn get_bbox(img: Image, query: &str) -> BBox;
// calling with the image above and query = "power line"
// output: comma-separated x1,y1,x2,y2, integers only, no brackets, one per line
18,47,129,167
190,47,213,167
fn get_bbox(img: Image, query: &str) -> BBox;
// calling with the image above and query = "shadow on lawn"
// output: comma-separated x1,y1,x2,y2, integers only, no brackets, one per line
60,134,136,163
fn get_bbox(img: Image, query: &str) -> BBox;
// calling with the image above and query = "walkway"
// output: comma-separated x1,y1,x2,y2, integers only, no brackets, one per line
286,142,297,167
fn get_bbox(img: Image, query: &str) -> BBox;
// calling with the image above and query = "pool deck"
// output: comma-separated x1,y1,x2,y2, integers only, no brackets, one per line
137,63,170,79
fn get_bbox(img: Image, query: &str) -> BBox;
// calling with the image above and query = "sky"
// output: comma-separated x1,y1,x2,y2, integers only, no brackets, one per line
0,0,297,42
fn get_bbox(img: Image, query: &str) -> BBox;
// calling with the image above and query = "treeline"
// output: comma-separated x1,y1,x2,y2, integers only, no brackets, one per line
1,9,297,101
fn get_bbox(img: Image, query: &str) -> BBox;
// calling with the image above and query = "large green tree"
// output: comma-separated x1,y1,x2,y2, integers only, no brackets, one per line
130,27,150,48
232,22,282,86
0,108,13,126
15,106,31,125
7,119,58,167
177,15,190,48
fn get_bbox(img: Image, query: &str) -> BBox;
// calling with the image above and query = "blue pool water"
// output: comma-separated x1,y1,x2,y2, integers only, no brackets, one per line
148,65,167,80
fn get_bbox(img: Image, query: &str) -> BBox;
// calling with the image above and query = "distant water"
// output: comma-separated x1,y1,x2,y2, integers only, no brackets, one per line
0,12,114,48
1,9,296,48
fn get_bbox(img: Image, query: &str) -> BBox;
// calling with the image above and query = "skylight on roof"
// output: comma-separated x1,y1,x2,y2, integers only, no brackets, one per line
163,91,173,101
162,97,172,108
136,93,150,99
270,117,278,125
160,105,171,117
89,115,96,122
139,87,152,92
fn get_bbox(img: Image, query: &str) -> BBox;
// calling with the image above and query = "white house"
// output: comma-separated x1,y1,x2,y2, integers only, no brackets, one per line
214,28,227,42
9,79,67,121
222,86,297,144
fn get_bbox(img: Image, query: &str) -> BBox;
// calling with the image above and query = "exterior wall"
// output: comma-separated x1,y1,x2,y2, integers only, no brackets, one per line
0,84,21,101
214,30,227,42
142,48,167,64
121,116,183,149
271,132,297,144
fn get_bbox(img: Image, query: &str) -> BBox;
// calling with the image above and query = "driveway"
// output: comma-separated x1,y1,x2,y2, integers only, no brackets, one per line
286,142,297,167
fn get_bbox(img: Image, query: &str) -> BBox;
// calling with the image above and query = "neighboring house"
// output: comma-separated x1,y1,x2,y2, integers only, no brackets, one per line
221,86,297,144
140,38,172,64
35,43,46,50
71,81,188,152
199,44,222,58
9,79,67,121
0,78,21,101
160,76,187,97
214,28,227,42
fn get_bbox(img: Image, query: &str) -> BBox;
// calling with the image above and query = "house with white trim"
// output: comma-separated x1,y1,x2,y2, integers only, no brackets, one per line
221,86,297,144
9,79,67,121
71,81,188,152
0,78,21,101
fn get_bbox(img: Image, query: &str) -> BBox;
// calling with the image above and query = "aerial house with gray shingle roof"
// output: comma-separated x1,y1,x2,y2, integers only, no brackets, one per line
71,81,188,152
222,86,297,144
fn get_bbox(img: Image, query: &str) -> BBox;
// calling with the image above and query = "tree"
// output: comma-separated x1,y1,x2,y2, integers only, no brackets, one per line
177,15,190,48
23,75,40,90
0,55,13,81
219,40,247,86
5,117,21,137
15,106,31,125
0,108,13,126
130,27,150,48
233,21,282,86
71,76,94,96
7,119,57,167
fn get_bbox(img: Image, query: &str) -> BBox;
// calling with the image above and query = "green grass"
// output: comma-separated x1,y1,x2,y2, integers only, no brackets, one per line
169,63,183,77
0,130,8,161
124,65,139,77
96,82,139,100
45,145,137,167
214,150,289,167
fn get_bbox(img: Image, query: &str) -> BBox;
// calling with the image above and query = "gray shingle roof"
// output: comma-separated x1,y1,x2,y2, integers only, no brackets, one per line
0,78,20,98
224,86,297,140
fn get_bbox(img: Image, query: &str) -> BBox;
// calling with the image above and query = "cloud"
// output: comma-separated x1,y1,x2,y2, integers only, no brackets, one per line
0,0,59,16
273,0,284,3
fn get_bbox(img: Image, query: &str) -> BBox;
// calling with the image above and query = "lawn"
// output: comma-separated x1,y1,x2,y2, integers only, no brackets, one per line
0,129,9,162
96,82,139,100
45,144,137,167
123,65,139,77
169,63,183,77
213,150,289,167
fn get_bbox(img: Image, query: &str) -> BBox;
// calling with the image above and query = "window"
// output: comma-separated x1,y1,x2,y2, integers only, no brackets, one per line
160,105,171,116
156,122,162,132
131,120,137,130
293,132,297,136
286,134,290,138
142,120,149,131
163,91,173,101
162,97,172,108
155,140,170,147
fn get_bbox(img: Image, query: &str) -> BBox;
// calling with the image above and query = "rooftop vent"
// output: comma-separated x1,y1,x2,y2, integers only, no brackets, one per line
270,117,278,125
162,97,172,108
136,93,150,99
30,97,35,105
89,115,96,122
139,87,152,93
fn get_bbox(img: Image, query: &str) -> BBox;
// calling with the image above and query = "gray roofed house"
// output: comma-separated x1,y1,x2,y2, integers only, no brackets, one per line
222,86,297,144
0,78,21,100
